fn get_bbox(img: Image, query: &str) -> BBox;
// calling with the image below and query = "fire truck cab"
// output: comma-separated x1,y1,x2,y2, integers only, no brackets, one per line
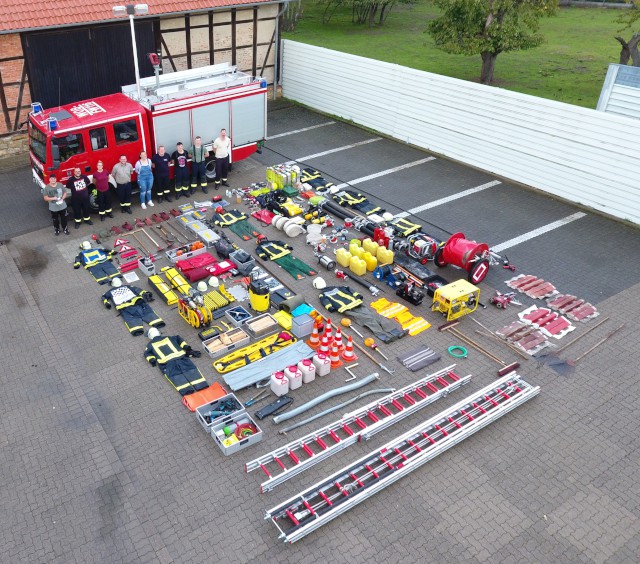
28,62,267,192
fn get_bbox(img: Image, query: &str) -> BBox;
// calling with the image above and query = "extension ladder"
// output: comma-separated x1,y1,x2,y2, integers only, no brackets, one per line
265,373,539,543
245,365,470,493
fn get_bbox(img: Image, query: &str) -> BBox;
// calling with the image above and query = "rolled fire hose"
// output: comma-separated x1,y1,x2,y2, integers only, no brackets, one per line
272,372,380,424
278,387,395,435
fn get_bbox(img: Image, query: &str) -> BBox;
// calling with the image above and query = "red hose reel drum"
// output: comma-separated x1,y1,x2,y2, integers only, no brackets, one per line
435,232,491,284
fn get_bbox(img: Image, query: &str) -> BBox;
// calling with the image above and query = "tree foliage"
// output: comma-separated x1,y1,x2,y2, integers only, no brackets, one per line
427,0,558,84
320,0,413,27
617,1,640,30
615,2,640,66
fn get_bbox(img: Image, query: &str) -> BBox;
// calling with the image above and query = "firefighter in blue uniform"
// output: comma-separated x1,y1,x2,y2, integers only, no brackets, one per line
144,329,208,395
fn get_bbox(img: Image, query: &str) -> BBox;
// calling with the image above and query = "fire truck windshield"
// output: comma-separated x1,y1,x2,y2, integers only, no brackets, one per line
28,122,47,164
52,133,85,163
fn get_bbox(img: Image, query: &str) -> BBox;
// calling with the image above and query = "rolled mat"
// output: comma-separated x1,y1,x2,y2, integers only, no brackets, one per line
279,295,306,313
223,341,314,391
397,346,441,372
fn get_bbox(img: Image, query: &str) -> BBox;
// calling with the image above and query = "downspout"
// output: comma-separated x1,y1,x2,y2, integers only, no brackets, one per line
272,1,290,100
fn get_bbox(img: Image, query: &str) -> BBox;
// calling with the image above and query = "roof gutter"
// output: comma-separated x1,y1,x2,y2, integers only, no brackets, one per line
0,1,282,35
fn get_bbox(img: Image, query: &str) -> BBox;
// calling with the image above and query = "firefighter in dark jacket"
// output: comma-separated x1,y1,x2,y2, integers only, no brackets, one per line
102,278,165,335
144,329,208,395
66,167,93,228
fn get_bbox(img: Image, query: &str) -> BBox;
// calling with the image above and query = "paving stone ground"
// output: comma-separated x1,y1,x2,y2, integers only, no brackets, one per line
0,102,639,563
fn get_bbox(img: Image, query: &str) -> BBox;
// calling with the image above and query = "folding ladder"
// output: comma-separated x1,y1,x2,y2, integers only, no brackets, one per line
246,365,470,493
265,373,539,543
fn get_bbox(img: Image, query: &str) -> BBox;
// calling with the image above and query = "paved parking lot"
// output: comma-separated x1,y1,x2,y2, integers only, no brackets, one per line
0,100,639,563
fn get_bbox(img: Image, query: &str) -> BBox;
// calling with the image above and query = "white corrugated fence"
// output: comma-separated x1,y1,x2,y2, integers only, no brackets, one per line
280,40,640,225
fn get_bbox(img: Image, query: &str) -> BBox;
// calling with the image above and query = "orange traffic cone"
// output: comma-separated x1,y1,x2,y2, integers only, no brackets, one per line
333,327,344,351
319,336,330,355
330,341,343,369
324,318,333,344
306,322,321,349
341,335,358,362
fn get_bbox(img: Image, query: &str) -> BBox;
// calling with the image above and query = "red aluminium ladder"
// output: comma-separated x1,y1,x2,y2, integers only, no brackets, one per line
245,365,471,492
265,373,539,543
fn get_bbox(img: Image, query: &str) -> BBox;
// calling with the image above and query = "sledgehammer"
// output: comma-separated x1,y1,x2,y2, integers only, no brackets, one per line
439,320,520,376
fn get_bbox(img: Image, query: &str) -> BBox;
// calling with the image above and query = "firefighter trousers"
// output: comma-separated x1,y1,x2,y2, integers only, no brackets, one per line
120,302,165,336
227,219,259,241
71,197,91,224
175,168,189,194
274,255,318,280
160,357,208,395
191,162,208,190
346,308,406,343
87,261,119,284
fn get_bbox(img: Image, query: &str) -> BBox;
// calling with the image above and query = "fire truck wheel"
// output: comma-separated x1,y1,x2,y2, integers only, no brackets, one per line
433,248,447,268
468,259,489,284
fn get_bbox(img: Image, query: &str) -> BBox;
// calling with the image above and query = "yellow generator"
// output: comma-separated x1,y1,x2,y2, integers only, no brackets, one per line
178,295,213,328
431,279,480,321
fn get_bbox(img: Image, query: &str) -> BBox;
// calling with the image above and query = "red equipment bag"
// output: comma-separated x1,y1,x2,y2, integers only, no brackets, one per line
176,252,218,272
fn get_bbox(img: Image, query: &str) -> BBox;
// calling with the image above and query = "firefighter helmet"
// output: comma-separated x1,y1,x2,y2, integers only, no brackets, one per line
312,277,327,290
147,327,161,340
382,212,394,222
81,241,91,250
197,281,208,293
208,276,219,288
111,277,122,288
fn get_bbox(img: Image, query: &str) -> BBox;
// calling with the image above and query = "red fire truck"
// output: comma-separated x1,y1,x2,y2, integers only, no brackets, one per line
28,62,267,201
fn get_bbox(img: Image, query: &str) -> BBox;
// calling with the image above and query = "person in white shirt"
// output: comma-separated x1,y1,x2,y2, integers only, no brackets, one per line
212,128,231,189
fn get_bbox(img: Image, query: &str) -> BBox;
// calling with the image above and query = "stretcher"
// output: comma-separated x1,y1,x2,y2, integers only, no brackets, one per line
213,331,297,374
148,275,179,305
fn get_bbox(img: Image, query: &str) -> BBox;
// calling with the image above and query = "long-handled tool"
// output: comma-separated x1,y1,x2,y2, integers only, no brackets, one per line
139,228,163,252
573,322,625,363
469,317,529,360
364,337,389,361
439,320,519,376
556,316,609,353
131,230,151,255
347,334,394,375
155,225,176,247
341,318,363,339
244,390,270,407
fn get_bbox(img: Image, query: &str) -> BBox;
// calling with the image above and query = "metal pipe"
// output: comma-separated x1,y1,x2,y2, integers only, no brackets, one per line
278,388,395,435
128,13,142,99
273,373,379,423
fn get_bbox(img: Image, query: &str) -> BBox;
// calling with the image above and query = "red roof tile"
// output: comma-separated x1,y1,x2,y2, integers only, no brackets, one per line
0,0,274,34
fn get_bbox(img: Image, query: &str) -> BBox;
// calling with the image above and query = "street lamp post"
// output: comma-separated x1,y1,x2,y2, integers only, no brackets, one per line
113,4,149,99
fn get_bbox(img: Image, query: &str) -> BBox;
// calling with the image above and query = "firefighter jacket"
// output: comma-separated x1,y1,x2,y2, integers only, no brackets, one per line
212,209,248,227
102,285,153,310
319,286,364,313
256,240,293,261
74,247,116,269
391,218,422,237
333,190,383,216
300,168,334,192
144,334,191,366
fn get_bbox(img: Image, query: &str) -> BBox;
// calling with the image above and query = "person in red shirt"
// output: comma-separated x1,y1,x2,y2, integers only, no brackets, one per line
93,160,114,221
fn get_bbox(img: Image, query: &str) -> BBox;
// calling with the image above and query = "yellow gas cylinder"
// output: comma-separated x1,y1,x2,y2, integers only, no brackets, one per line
349,243,365,259
349,255,367,276
377,246,394,265
336,248,353,268
362,251,378,272
362,238,379,255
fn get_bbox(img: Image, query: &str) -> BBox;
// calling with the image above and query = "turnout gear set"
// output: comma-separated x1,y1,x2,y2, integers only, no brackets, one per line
102,285,165,336
212,209,259,241
144,334,208,395
256,240,317,280
319,286,406,343
74,246,120,284
332,190,383,216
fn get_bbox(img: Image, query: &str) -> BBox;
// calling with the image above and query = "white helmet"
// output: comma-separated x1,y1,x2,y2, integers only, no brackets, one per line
382,212,394,222
208,276,219,288
148,327,161,340
111,277,122,288
197,281,208,293
81,241,91,250
312,276,327,290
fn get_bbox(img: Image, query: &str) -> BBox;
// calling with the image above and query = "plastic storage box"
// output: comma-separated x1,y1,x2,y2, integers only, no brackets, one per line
195,392,243,433
202,327,250,359
225,306,252,327
244,313,278,338
210,411,263,455
291,313,314,339
165,244,207,263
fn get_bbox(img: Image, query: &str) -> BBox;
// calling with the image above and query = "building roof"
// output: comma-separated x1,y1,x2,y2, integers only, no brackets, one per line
0,0,276,34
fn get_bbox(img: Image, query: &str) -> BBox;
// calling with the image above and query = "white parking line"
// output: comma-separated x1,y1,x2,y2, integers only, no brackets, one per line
291,138,382,163
267,121,336,140
334,157,435,190
492,212,587,252
395,180,502,218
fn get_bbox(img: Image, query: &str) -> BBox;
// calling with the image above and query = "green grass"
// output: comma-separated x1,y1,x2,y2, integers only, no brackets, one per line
282,2,624,107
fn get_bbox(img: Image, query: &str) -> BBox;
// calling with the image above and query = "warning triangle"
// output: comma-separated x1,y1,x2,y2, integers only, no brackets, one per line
114,238,129,247
119,244,135,253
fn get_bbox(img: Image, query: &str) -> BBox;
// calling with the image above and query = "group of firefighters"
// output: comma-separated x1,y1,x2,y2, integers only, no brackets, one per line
42,128,231,236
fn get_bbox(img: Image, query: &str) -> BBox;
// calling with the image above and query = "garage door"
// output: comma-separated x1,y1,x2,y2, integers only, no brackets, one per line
23,21,156,109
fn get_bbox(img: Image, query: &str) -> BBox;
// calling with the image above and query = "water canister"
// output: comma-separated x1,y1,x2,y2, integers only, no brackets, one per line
362,238,379,255
349,255,367,276
349,243,365,259
298,358,316,383
336,248,352,268
270,371,289,396
362,251,378,272
284,365,303,390
312,353,331,377
377,246,394,265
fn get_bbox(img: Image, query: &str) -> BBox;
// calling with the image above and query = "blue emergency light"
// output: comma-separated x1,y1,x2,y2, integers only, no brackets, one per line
260,80,267,88
48,117,58,131
31,102,43,115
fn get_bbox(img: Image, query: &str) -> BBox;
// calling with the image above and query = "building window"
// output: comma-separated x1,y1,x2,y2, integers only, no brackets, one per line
114,119,139,145
89,127,108,150
52,133,85,162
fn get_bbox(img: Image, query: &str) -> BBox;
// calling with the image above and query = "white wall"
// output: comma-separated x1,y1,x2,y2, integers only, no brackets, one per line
281,40,640,225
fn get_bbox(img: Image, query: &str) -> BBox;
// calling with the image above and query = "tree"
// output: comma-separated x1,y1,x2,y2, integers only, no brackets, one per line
427,0,558,85
320,0,411,27
615,1,640,66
